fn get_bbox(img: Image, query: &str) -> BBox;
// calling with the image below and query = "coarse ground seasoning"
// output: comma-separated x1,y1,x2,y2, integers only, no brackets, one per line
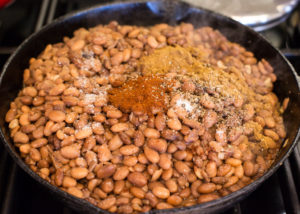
140,46,254,102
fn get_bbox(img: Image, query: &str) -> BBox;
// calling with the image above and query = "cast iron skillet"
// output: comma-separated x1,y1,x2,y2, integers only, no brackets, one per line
0,0,300,213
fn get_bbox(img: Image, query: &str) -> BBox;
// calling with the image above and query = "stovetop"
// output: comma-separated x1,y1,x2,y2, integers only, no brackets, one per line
0,0,299,214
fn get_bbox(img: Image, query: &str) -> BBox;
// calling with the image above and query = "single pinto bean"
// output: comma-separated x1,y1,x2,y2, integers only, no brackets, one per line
87,179,99,191
159,154,172,170
200,93,215,109
162,129,182,141
215,126,227,144
131,49,141,58
264,129,279,141
48,110,65,122
118,205,133,213
203,110,218,128
144,146,160,163
92,122,104,135
28,111,41,122
130,187,145,199
134,130,145,147
167,195,183,206
255,116,265,127
122,48,131,62
111,123,129,132
67,187,83,198
235,165,244,178
174,161,191,175
19,113,30,126
94,188,107,199
97,164,116,179
182,118,203,130
71,39,85,51
119,145,139,156
75,126,93,139
31,138,48,148
108,134,123,151
70,167,88,179
226,158,242,167
152,168,163,181
243,161,255,176
156,202,173,210
5,109,16,122
13,131,29,144
198,183,216,194
206,161,217,178
173,150,187,161
179,188,191,198
147,36,159,48
98,196,116,210
101,178,114,193
119,132,133,145
128,172,147,187
182,80,196,93
107,109,122,118
161,169,173,182
198,194,219,203
165,179,178,193
49,84,66,96
19,144,31,154
217,164,231,177
152,186,170,199
265,116,275,128
61,145,80,159
184,129,199,143
63,176,77,188
145,192,159,207
228,127,243,142
113,166,129,180
20,96,32,105
155,113,166,131
167,118,182,131
144,128,160,139
212,177,228,185
243,104,255,121
30,148,41,161
224,176,239,188
147,138,167,153
98,144,112,162
111,52,124,66
114,180,125,194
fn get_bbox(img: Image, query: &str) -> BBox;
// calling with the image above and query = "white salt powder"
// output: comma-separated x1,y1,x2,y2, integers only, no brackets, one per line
75,123,91,134
92,122,102,128
82,124,91,131
77,77,89,88
176,98,194,112
84,94,97,103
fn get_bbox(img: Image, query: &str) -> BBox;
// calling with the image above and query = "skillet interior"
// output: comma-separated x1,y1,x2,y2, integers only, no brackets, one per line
0,1,299,213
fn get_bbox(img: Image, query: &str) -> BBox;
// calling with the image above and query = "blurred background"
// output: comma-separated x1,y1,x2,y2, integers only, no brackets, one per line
0,0,299,214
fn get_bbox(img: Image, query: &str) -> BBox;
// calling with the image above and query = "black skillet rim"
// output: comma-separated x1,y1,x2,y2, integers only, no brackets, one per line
0,0,299,213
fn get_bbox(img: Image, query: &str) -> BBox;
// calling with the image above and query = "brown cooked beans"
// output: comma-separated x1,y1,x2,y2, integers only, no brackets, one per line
6,21,286,213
